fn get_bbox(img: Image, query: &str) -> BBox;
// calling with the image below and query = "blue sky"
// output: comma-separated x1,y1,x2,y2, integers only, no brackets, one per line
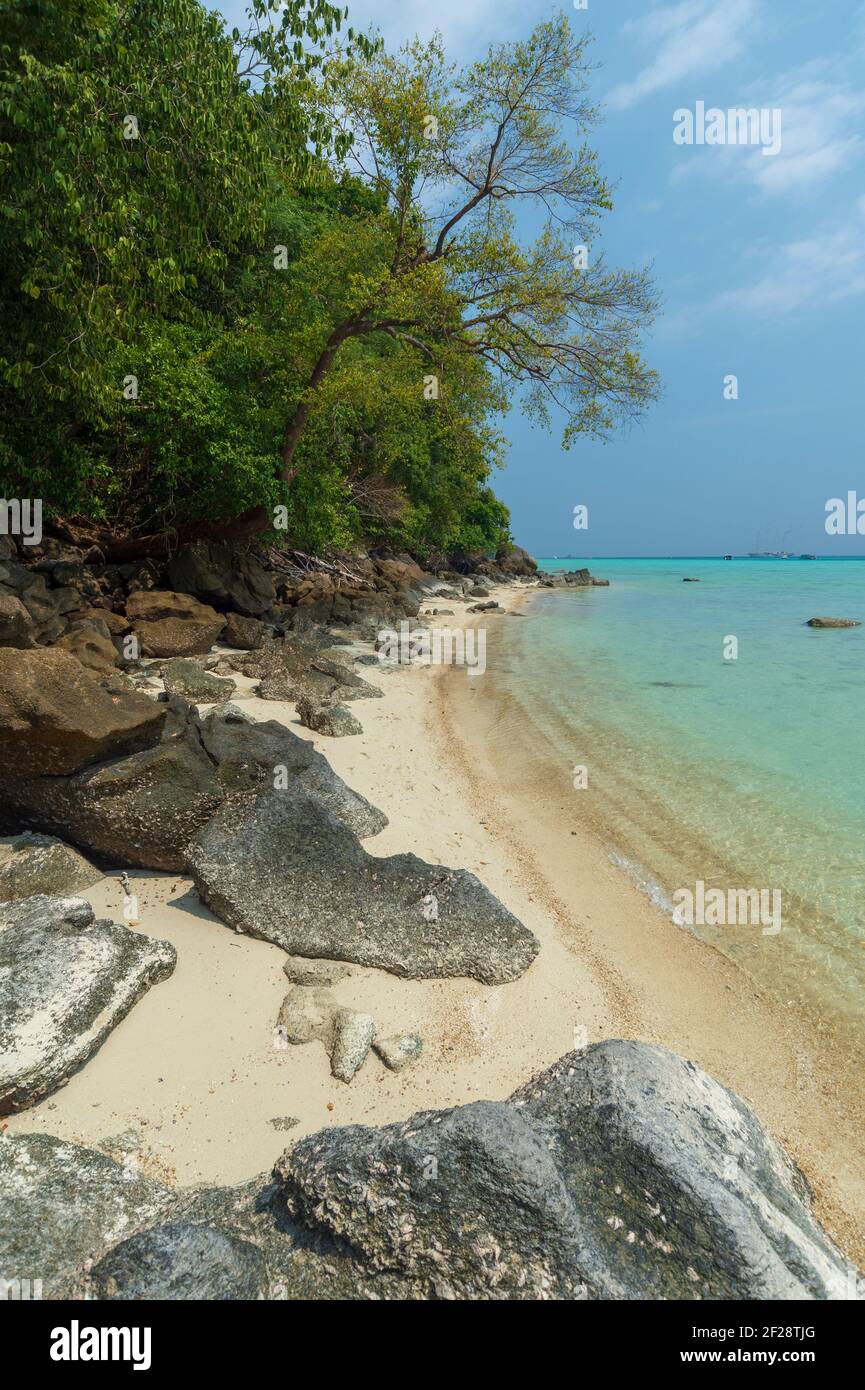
217,1,865,556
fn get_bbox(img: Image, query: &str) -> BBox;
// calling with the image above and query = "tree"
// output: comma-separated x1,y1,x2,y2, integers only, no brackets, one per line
277,13,659,482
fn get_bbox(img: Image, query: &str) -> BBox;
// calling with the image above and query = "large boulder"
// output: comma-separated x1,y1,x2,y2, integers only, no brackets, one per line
161,658,236,704
187,790,539,983
127,590,225,657
0,647,165,776
0,1132,173,1297
806,617,861,629
296,697,362,737
55,619,120,675
0,895,176,1113
0,832,102,902
0,593,34,647
274,1040,861,1300
223,612,266,650
166,542,276,617
4,735,225,871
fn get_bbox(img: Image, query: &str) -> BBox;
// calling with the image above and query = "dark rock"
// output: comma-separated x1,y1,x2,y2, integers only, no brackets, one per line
187,790,538,983
467,601,502,613
0,594,34,647
91,1223,267,1301
196,707,386,839
162,658,236,704
273,1040,860,1300
468,585,490,598
0,833,102,902
127,590,225,657
0,648,165,777
166,542,276,617
496,545,537,577
55,620,120,674
0,895,176,1113
296,697,362,737
224,612,266,650
806,617,861,628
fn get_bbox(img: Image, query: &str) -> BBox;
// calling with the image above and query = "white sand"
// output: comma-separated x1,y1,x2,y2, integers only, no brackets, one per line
4,584,863,1264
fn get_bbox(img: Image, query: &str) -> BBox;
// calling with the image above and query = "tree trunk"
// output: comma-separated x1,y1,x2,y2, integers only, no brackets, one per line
280,321,356,480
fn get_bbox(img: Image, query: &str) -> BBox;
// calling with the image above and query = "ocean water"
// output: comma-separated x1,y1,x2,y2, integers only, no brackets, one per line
496,557,865,1032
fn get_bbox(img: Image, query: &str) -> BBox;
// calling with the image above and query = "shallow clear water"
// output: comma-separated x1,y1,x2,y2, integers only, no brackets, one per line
498,558,865,1031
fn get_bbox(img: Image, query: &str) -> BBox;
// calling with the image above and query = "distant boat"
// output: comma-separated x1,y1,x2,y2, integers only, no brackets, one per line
723,554,732,560
747,551,793,559
799,553,817,560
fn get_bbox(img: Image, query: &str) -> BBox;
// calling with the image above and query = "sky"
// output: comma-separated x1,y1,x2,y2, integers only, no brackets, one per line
215,1,865,556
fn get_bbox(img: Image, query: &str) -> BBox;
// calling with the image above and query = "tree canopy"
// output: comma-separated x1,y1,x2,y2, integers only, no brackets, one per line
0,1,658,557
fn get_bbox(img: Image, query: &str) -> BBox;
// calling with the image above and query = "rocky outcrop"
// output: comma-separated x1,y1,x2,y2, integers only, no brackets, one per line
187,789,539,984
127,590,225,657
224,612,266,650
0,648,165,777
167,541,276,617
0,896,176,1113
5,1040,855,1301
56,619,120,674
0,833,102,902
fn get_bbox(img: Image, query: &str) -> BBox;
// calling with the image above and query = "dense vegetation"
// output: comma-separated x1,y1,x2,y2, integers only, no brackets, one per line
0,0,658,556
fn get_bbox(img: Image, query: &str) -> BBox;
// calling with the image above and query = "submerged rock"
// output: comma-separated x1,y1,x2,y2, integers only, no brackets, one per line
187,789,539,984
806,616,861,628
0,896,176,1113
0,832,102,902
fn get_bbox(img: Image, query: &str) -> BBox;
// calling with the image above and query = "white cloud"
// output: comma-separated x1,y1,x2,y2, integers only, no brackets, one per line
715,215,865,315
340,0,526,58
607,0,760,111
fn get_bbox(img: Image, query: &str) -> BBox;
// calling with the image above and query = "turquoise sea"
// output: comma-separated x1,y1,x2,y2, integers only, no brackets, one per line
497,557,865,1033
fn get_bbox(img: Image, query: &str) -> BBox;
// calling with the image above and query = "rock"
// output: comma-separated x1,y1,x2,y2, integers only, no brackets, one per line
282,955,352,987
91,1223,268,1301
0,648,165,777
277,986,336,1044
683,577,700,583
196,707,386,839
0,593,34,647
467,601,502,613
273,1040,861,1300
166,542,276,617
0,833,102,902
311,655,383,700
590,578,610,586
162,658,236,704
0,895,176,1113
187,790,539,984
219,702,253,724
330,1009,376,1082
4,735,224,871
374,1033,423,1073
222,612,266,650
468,585,490,598
127,590,225,657
806,617,861,628
0,1132,173,1298
296,697,362,737
56,620,120,674
496,545,537,577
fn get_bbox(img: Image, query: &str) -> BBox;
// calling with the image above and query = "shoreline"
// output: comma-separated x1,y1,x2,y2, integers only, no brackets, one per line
5,577,863,1266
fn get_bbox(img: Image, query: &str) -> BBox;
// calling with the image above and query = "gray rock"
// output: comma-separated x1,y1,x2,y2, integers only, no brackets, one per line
277,986,336,1045
374,1033,423,1072
0,833,102,902
330,1009,376,1082
296,697,362,737
91,1223,267,1301
0,593,34,647
127,590,225,657
0,1132,173,1298
196,708,386,839
282,955,352,987
806,617,861,628
0,895,176,1113
56,621,120,674
187,790,539,984
162,658,236,704
219,702,254,724
274,1040,861,1300
166,542,276,617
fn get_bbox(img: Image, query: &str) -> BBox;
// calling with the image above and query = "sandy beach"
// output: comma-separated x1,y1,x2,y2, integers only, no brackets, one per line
5,581,863,1266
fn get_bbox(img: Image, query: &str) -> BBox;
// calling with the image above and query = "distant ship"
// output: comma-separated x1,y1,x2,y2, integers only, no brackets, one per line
747,551,793,559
